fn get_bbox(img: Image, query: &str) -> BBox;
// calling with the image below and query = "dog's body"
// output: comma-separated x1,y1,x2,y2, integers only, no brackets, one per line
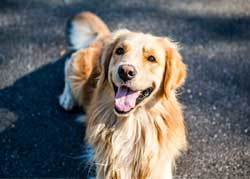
60,12,187,179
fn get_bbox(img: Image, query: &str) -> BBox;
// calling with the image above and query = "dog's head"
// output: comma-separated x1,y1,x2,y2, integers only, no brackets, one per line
99,30,186,116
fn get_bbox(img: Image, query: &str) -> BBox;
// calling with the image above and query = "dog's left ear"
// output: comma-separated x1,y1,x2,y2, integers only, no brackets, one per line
163,39,187,97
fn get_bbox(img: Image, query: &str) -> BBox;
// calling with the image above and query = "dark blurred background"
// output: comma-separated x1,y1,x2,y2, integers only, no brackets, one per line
0,0,249,178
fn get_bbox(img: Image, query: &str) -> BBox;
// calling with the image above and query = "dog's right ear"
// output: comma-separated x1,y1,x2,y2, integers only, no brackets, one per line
99,38,116,83
99,29,130,83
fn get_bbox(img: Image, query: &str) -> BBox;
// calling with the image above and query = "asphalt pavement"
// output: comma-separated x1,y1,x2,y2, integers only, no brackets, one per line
0,0,249,178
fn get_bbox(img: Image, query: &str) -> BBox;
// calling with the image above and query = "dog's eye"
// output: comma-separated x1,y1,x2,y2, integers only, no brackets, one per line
147,55,156,62
115,47,125,55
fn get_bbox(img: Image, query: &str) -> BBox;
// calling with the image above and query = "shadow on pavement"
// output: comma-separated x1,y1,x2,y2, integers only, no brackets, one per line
0,55,89,177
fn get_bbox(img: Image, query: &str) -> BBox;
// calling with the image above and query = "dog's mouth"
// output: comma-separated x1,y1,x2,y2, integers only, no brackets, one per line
113,84,154,114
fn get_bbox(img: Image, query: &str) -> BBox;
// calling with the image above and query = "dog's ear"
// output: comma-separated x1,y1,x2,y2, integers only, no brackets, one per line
99,39,116,83
163,39,187,97
99,29,130,83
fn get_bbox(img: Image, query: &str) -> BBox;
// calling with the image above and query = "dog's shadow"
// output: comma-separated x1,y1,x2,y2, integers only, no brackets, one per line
0,55,92,177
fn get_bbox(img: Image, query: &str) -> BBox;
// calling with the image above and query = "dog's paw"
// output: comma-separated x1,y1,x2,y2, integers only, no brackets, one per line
59,92,75,111
59,85,75,111
87,177,96,179
75,115,86,123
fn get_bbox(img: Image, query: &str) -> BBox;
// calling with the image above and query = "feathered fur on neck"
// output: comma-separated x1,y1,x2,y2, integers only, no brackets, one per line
85,82,187,179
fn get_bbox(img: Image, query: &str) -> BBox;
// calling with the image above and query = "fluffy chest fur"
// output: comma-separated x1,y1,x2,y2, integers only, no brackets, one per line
86,86,186,179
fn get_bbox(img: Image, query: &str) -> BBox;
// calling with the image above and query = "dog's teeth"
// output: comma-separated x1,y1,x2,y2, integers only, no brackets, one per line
144,91,150,97
143,89,149,97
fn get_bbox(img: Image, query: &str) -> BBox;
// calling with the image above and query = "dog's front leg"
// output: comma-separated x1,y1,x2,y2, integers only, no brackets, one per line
59,58,77,111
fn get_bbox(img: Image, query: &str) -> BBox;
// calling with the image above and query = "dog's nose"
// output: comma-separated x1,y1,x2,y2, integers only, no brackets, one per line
118,65,137,82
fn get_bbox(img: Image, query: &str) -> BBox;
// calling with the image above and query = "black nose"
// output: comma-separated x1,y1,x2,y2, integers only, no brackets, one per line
118,65,137,82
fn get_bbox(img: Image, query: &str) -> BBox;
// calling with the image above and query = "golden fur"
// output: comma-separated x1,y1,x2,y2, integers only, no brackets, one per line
62,12,187,179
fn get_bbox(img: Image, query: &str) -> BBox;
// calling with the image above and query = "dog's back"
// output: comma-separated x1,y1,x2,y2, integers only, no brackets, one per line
59,12,111,110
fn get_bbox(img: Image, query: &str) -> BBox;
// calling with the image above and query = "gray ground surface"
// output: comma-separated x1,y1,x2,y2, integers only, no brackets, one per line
0,0,250,178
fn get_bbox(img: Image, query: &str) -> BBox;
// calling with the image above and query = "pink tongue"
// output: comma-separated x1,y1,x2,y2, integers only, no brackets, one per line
115,87,140,112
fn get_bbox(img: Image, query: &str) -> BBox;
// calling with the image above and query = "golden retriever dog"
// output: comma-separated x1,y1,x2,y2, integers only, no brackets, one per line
59,12,187,179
